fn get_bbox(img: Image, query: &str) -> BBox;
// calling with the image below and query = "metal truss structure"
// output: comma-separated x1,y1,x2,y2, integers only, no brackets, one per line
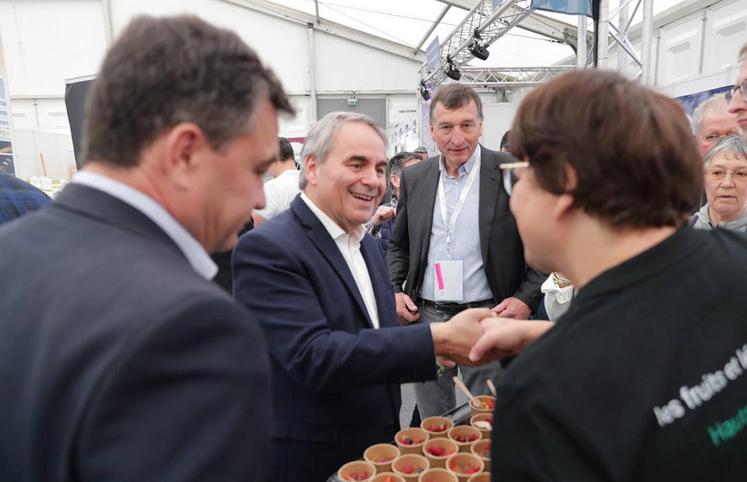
453,65,576,86
421,0,655,90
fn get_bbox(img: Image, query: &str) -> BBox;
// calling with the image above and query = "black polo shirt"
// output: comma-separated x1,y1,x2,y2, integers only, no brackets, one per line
492,228,747,481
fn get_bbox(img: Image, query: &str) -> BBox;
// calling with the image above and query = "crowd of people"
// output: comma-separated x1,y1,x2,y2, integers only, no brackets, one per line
0,13,746,482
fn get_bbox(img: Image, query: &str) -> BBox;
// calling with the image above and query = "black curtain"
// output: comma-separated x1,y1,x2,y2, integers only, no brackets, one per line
64,78,93,169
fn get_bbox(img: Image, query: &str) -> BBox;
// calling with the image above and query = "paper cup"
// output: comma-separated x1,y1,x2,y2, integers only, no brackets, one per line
421,416,453,439
364,443,401,473
418,467,459,482
445,453,484,482
469,414,493,440
469,396,495,417
467,473,491,482
447,426,481,452
395,427,429,455
338,460,377,481
392,453,430,482
372,473,406,482
470,439,491,473
422,437,459,468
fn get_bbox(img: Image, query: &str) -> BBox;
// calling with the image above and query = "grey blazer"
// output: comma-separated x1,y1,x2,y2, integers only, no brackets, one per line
387,145,544,310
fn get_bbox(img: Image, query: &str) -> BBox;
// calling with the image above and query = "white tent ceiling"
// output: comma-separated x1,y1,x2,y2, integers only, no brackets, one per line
267,0,688,67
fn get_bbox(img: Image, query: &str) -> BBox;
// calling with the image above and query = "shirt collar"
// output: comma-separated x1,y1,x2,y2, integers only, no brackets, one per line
73,170,218,280
439,144,481,178
300,192,365,243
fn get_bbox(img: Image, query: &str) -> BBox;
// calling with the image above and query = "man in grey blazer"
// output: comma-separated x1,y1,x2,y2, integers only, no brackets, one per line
388,83,544,418
0,16,293,482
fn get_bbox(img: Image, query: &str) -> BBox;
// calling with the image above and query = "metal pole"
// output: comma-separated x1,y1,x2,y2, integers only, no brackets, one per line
641,0,654,84
597,0,609,69
307,24,317,122
416,5,450,53
101,0,114,46
314,0,321,25
617,0,628,72
577,15,587,69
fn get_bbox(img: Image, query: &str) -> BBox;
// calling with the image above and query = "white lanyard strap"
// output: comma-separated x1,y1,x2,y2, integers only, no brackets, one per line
437,156,480,257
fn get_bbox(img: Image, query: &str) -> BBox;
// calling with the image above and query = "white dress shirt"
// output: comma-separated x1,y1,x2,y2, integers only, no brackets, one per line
73,171,218,280
253,169,301,220
300,193,380,329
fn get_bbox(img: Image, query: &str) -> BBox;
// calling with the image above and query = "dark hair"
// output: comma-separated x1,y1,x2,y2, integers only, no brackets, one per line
278,137,295,162
510,69,702,228
500,130,511,149
83,15,294,167
429,83,483,124
387,151,420,182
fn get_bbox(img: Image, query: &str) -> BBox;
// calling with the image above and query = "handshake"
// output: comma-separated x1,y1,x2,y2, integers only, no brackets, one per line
430,308,553,367
394,293,554,368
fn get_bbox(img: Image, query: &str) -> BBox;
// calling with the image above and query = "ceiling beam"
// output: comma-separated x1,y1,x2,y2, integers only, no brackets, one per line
223,0,425,62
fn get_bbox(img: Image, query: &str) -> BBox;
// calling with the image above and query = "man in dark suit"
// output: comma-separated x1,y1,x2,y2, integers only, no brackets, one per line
0,16,293,482
387,82,544,418
233,111,495,482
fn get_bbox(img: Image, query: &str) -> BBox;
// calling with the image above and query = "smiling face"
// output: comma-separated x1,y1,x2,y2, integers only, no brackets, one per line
704,151,747,224
303,121,387,233
430,100,483,173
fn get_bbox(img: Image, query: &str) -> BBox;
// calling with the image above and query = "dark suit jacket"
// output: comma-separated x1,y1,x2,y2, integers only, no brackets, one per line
0,184,272,482
232,196,437,482
388,146,544,309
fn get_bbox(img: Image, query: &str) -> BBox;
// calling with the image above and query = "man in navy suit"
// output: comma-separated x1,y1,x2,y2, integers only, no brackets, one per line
233,112,494,482
0,16,293,482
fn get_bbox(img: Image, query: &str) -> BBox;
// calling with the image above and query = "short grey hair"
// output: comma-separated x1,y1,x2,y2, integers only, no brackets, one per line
299,112,386,189
703,134,747,166
692,94,729,135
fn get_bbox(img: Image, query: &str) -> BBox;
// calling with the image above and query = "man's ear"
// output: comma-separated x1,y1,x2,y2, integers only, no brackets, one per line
390,174,400,191
162,123,208,190
303,155,319,187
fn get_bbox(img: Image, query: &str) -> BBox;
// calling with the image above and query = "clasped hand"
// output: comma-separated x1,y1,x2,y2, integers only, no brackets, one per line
432,308,553,368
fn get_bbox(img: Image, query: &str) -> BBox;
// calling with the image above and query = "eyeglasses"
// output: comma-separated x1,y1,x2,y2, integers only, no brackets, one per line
704,167,747,183
726,79,747,103
499,161,529,196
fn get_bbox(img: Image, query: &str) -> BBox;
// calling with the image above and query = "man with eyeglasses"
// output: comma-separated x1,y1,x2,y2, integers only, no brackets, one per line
727,43,747,137
469,69,747,481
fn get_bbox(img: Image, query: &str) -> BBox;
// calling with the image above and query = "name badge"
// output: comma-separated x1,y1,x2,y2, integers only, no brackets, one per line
434,260,463,301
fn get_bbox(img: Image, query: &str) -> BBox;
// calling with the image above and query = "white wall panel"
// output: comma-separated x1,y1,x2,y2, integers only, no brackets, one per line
657,13,703,85
703,0,747,74
313,32,420,92
0,0,107,96
109,0,310,93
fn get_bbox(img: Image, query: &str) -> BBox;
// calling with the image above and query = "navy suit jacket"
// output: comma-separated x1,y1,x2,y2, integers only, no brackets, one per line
0,184,272,482
233,196,437,481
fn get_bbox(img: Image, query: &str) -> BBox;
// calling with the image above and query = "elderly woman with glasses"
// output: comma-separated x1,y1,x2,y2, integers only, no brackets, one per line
691,134,747,231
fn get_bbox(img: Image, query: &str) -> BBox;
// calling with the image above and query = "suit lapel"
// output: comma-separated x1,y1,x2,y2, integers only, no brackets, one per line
292,198,373,328
360,239,395,328
415,160,440,268
478,147,500,263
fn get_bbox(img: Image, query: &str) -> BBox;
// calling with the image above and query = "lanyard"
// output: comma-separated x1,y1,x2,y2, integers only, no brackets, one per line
437,155,480,258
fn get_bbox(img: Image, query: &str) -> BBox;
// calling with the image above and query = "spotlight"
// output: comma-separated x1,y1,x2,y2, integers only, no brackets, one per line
445,57,461,81
419,81,431,101
469,41,489,61
468,34,490,61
